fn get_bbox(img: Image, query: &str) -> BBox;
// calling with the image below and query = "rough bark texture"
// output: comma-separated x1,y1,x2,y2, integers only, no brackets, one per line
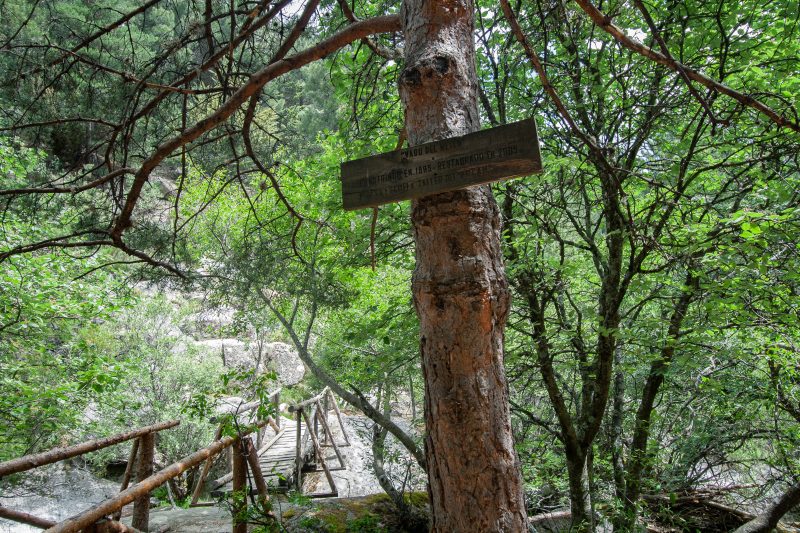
566,454,594,531
399,0,528,530
131,433,154,532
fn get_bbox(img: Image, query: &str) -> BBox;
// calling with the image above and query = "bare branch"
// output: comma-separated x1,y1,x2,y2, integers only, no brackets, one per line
572,0,800,133
111,14,402,240
0,168,134,197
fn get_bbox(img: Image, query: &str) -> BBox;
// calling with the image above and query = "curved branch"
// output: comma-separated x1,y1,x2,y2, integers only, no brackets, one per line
499,0,614,173
336,0,402,60
0,168,134,196
261,293,426,469
111,14,402,239
572,0,800,134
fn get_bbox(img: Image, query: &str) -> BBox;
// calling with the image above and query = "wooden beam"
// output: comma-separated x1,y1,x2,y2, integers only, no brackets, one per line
327,389,350,446
0,420,179,478
131,434,154,531
315,402,345,470
300,409,337,497
0,506,56,529
244,438,271,508
295,410,303,491
44,420,268,533
112,439,139,521
189,425,224,504
288,387,330,412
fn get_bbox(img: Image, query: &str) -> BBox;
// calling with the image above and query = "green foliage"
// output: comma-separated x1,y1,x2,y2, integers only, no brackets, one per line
0,140,132,459
1,0,799,528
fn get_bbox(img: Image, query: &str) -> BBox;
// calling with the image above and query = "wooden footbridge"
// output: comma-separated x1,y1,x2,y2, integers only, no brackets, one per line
0,387,350,533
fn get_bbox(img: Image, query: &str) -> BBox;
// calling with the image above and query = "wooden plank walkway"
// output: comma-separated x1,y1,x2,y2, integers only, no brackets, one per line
212,417,307,496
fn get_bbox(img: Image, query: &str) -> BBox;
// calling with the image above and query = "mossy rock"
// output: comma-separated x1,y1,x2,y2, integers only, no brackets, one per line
283,493,429,533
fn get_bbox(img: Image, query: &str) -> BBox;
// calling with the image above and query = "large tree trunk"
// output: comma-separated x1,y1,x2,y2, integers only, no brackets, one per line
398,0,529,531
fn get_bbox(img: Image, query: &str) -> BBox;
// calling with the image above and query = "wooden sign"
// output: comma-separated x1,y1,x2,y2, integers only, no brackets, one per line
340,118,541,210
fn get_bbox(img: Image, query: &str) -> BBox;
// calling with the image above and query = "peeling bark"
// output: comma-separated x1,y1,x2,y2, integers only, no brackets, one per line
399,0,528,530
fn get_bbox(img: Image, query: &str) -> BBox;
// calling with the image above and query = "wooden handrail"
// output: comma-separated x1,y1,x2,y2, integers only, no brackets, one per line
44,419,271,533
288,386,330,412
0,506,56,529
209,388,282,422
0,420,180,478
0,507,141,533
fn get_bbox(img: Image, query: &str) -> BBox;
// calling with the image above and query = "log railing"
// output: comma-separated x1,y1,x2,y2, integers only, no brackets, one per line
0,386,350,532
288,387,350,498
189,388,281,506
0,388,281,533
0,420,179,478
44,419,273,533
0,420,179,533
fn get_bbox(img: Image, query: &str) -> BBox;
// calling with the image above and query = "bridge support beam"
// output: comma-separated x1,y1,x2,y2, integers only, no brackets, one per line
132,433,154,532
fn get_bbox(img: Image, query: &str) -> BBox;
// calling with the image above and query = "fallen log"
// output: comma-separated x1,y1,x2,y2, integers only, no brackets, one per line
732,482,800,533
529,510,572,532
643,493,800,533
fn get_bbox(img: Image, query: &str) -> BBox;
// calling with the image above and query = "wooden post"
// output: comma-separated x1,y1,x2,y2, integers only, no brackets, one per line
189,425,224,505
313,403,319,449
112,438,139,520
274,390,281,430
244,437,271,508
321,394,329,445
231,440,247,533
301,409,337,497
328,390,350,446
315,402,345,469
295,409,302,492
131,433,154,532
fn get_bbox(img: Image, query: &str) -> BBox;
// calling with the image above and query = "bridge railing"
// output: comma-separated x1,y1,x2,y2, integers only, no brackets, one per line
0,387,282,533
45,417,274,533
0,386,350,532
189,388,281,506
0,419,180,532
288,386,350,498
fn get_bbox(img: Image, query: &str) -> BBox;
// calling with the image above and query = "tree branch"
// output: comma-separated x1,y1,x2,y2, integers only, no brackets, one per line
572,0,800,133
111,14,402,240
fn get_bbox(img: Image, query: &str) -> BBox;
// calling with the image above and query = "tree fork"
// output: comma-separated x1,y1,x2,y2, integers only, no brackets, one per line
398,0,528,530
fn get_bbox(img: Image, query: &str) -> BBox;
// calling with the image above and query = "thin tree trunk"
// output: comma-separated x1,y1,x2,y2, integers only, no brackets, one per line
398,0,528,530
733,482,800,533
372,380,407,513
610,350,626,502
566,453,594,532
617,273,698,531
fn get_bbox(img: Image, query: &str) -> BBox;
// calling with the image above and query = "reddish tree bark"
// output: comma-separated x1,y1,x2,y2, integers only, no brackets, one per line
398,0,529,530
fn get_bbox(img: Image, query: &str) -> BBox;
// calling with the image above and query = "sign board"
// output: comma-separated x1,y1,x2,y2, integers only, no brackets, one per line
340,118,541,210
